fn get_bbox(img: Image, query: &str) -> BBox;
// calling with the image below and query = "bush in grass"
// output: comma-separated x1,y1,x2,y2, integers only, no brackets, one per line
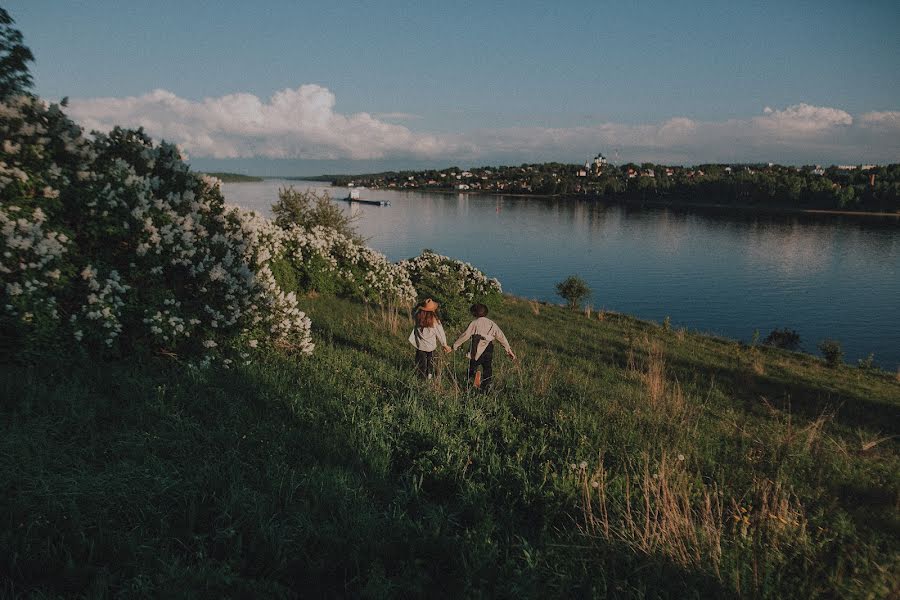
277,223,416,307
762,328,802,351
556,275,591,309
398,249,502,324
856,353,876,371
272,186,360,242
818,339,843,367
1,95,314,361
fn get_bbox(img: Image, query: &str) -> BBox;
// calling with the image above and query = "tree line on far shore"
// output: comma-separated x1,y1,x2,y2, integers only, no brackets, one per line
324,162,900,214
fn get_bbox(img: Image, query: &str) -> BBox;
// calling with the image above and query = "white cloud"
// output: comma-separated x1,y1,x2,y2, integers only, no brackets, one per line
859,111,900,131
752,102,852,133
66,88,896,164
68,85,453,160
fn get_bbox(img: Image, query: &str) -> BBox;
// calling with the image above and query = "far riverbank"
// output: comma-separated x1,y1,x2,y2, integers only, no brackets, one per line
289,181,900,220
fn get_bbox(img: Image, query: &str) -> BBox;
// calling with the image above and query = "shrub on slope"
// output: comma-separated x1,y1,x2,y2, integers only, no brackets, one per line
0,96,313,361
399,249,502,324
275,223,416,306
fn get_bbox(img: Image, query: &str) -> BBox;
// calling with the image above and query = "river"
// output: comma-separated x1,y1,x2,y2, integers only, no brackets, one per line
223,179,900,369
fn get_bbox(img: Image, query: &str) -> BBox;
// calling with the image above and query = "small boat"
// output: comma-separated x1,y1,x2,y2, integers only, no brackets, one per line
343,187,390,206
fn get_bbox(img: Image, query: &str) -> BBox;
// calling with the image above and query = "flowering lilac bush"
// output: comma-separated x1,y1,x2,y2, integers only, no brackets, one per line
399,249,502,324
278,224,416,306
1,95,313,360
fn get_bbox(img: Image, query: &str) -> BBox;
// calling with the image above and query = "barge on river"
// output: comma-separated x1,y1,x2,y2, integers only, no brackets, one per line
343,188,390,206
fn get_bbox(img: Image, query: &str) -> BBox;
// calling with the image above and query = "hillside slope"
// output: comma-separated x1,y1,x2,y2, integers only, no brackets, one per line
2,296,898,598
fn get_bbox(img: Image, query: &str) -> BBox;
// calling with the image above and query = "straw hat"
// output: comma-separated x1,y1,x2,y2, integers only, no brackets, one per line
419,298,439,312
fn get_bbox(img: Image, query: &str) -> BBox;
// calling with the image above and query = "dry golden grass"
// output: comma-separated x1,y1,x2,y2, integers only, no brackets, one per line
529,300,540,316
379,300,409,335
625,347,638,378
644,340,667,406
733,478,808,547
746,347,766,375
597,309,606,322
675,327,686,342
581,452,724,572
580,454,808,588
533,358,557,396
858,431,895,452
584,305,592,319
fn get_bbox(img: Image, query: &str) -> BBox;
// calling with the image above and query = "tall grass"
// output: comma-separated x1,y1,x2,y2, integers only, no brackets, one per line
2,295,898,597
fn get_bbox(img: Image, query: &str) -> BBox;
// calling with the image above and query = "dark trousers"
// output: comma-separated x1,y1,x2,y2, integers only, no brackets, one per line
415,349,434,379
468,342,494,392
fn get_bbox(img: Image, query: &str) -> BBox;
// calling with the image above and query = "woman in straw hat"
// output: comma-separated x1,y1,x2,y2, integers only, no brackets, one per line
408,298,451,380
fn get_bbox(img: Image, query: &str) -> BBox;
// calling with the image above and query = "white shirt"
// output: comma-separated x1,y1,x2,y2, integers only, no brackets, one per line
408,322,448,352
452,317,513,360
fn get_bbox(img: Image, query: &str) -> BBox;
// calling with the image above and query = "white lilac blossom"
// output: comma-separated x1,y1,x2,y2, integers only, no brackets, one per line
399,249,502,300
0,94,314,359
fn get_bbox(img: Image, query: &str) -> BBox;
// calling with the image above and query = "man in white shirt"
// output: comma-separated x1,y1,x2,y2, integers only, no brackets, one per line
451,303,516,392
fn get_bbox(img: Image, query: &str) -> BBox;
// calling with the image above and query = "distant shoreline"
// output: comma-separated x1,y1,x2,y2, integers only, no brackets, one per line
203,172,264,183
327,186,900,219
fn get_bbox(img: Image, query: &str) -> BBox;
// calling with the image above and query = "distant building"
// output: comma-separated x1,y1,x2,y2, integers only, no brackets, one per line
456,183,470,190
577,169,587,177
812,165,825,176
590,153,608,174
837,165,857,170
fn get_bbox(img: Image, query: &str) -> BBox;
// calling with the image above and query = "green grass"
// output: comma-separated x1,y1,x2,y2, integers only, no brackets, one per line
2,297,898,598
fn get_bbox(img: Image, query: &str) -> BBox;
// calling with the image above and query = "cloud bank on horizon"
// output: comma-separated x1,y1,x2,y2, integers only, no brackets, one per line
67,84,899,166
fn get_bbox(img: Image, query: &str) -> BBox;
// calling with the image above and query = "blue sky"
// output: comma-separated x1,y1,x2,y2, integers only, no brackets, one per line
8,1,900,173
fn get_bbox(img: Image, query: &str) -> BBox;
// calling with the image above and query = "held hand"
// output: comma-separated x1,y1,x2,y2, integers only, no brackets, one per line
443,345,452,353
506,350,517,361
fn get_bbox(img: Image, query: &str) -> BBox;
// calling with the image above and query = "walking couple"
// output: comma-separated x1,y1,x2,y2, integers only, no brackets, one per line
409,299,516,392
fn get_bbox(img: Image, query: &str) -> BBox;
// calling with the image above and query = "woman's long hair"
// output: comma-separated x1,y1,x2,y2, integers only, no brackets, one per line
415,309,436,329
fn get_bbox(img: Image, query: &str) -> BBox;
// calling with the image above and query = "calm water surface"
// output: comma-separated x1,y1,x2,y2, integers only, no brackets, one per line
224,179,900,368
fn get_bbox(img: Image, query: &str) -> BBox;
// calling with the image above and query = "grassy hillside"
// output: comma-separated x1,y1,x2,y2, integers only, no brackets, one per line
2,296,898,598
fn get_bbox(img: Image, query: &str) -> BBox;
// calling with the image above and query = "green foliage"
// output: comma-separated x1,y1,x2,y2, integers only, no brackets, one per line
556,275,591,309
0,8,34,99
818,338,844,367
272,186,360,242
763,328,802,351
1,97,315,361
400,250,502,325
